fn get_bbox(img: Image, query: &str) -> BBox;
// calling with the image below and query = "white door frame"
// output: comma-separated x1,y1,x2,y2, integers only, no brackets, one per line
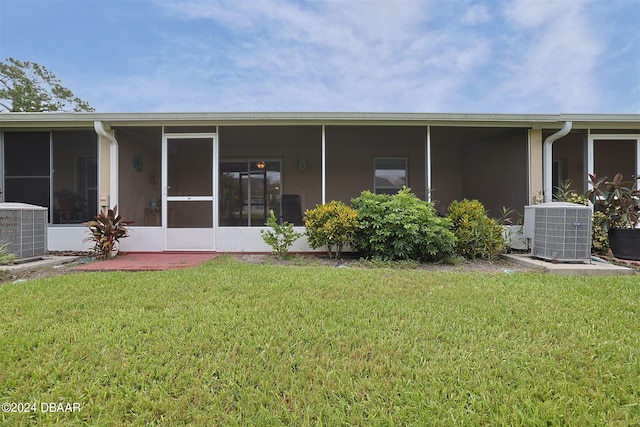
162,133,217,251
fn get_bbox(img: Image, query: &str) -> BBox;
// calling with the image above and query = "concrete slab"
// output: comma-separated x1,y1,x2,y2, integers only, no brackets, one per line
504,254,635,276
0,256,81,273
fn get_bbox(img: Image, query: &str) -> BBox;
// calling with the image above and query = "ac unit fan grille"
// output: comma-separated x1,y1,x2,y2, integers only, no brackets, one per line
532,206,592,262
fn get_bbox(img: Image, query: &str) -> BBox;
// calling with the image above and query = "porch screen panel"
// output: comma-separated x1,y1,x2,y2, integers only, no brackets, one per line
167,138,213,196
4,132,51,210
52,130,98,224
167,201,213,228
594,139,635,182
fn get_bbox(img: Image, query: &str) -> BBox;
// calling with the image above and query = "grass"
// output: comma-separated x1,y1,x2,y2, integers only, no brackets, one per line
1,256,639,426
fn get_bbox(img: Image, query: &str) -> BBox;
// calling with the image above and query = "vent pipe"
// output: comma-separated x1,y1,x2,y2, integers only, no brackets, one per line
543,121,572,202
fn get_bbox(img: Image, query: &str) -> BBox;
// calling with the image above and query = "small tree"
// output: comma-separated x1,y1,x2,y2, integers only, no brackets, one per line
0,57,94,112
260,210,302,260
304,201,359,259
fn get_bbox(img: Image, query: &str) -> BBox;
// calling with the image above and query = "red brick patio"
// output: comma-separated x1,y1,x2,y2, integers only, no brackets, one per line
73,252,218,271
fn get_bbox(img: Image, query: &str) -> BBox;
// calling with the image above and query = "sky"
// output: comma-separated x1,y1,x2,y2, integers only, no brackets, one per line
0,0,639,114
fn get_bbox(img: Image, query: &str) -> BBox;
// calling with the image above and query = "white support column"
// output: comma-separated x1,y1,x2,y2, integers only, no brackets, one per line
0,131,4,203
587,130,594,185
214,126,219,230
637,139,640,178
426,125,431,201
110,141,118,209
321,123,326,204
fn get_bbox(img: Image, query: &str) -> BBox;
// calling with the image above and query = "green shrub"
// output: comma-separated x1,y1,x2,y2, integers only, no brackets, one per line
0,240,16,265
261,210,302,260
304,201,359,259
447,199,504,260
351,187,456,261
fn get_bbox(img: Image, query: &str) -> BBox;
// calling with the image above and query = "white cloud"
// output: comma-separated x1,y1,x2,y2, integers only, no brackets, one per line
495,0,603,112
82,0,636,113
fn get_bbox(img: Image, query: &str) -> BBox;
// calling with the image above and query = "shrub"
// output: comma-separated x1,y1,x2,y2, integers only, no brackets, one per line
447,199,504,260
261,210,302,260
84,205,130,260
351,187,456,261
0,240,16,265
304,201,358,259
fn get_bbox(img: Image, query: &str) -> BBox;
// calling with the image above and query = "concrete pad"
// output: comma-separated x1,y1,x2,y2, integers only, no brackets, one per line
504,254,635,276
0,256,81,273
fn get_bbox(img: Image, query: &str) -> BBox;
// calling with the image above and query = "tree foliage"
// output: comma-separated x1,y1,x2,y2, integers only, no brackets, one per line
0,57,94,112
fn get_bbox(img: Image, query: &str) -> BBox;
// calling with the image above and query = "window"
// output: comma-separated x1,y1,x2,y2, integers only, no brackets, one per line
374,158,407,194
219,160,281,226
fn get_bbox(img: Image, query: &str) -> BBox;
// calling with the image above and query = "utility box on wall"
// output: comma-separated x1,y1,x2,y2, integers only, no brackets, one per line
524,202,592,263
0,203,48,259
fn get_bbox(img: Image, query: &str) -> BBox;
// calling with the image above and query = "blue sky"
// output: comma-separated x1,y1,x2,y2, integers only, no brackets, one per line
1,0,638,113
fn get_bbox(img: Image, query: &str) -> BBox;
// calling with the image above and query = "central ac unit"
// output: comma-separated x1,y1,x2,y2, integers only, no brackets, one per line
524,202,592,262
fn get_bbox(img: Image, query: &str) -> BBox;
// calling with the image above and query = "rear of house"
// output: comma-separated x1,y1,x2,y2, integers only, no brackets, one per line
0,112,638,253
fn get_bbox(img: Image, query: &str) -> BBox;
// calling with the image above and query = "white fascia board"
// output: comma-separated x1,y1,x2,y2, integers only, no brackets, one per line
1,112,638,129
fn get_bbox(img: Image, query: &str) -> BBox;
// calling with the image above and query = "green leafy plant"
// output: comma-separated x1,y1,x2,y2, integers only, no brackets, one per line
84,205,129,260
0,240,16,265
261,210,302,260
447,199,504,260
586,173,640,230
498,206,523,253
351,187,455,261
304,201,358,259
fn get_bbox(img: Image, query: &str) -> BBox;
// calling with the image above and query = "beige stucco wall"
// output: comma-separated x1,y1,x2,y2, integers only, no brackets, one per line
528,129,543,203
325,126,427,203
98,133,112,211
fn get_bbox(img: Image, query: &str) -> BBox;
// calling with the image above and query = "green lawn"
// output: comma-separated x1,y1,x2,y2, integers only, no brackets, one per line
1,256,639,426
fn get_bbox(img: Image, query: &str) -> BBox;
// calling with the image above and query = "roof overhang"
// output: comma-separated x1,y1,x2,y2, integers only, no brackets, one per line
0,112,638,130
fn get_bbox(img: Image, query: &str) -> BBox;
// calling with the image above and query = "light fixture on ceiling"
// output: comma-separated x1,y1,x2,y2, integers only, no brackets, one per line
256,161,266,170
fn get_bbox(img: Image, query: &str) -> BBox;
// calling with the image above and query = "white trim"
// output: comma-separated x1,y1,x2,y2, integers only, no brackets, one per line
0,131,3,203
166,196,213,202
321,123,326,204
162,133,217,251
526,129,531,205
426,125,431,201
637,139,640,178
214,125,219,230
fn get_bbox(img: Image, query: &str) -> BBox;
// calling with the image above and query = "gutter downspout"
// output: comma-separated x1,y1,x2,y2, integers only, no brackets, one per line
543,121,572,202
93,121,118,211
